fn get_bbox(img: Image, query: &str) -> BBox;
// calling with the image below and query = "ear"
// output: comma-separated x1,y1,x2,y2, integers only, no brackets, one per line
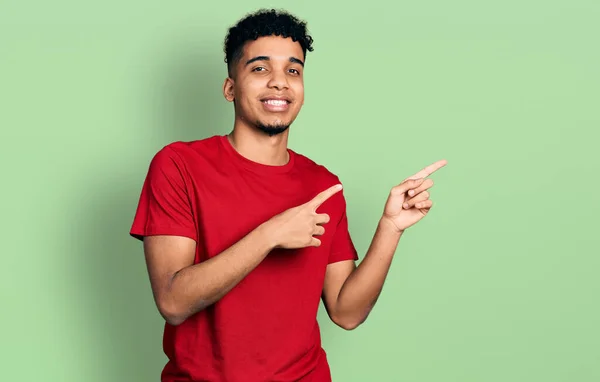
223,77,235,102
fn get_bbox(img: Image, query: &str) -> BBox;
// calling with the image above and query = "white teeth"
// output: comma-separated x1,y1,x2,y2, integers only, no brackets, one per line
264,100,287,106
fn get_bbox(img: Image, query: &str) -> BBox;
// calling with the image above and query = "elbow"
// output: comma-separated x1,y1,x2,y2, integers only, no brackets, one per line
332,314,365,331
338,321,361,331
157,299,187,326
164,313,186,327
157,296,211,326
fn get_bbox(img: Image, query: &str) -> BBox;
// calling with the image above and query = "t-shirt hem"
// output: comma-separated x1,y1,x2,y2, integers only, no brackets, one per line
327,251,359,264
130,224,197,242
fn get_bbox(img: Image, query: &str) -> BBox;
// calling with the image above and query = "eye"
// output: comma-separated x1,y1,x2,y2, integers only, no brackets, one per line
289,68,301,75
252,66,266,72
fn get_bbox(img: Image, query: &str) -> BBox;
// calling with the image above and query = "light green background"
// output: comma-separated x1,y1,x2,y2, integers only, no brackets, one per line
1,0,599,381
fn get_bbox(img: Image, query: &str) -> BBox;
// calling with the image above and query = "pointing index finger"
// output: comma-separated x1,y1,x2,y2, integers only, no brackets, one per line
309,184,343,209
408,159,447,180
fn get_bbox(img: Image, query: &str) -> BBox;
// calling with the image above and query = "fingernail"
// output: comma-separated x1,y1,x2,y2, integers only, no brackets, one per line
408,190,414,196
403,203,409,209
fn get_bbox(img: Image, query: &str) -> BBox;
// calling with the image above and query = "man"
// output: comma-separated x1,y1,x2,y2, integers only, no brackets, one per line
130,8,446,382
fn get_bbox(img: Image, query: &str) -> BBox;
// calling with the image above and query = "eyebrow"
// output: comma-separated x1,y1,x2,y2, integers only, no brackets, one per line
245,55,305,67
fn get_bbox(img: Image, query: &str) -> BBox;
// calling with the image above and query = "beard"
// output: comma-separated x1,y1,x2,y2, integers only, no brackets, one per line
255,121,290,137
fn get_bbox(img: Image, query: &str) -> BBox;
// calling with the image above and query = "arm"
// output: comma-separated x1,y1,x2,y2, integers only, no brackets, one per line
143,223,275,326
141,181,343,326
323,160,446,330
133,147,276,326
322,217,402,330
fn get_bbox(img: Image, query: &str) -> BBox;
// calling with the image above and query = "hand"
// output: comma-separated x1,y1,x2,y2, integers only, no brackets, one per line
267,184,343,249
382,159,447,233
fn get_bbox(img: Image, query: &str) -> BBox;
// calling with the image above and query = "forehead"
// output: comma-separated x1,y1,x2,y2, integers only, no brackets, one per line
241,35,304,62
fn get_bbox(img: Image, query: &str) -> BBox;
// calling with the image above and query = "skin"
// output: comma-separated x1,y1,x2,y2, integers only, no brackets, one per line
222,35,305,166
142,34,447,329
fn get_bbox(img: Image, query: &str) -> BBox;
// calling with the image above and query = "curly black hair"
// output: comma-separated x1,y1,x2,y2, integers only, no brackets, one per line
223,8,314,76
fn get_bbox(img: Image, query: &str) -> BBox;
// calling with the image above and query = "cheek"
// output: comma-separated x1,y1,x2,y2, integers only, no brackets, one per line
236,80,260,101
294,84,305,104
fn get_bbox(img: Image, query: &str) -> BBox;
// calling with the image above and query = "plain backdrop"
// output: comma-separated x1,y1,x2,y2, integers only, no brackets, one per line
1,0,599,381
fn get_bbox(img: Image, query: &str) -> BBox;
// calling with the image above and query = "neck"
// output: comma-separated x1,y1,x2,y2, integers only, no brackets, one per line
227,120,290,166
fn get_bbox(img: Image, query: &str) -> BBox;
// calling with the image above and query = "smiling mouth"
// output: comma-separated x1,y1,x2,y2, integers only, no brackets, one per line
261,97,291,112
261,99,291,106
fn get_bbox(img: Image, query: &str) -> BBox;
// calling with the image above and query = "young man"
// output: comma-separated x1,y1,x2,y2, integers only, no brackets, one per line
130,8,446,382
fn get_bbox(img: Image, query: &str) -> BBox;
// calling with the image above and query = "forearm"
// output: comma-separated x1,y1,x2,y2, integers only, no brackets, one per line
163,223,275,324
334,217,403,327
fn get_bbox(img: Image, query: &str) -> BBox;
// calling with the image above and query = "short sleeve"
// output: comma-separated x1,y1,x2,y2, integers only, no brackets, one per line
328,190,359,264
129,146,197,242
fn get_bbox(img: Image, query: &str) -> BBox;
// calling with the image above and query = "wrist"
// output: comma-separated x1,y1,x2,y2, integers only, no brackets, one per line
379,215,404,236
256,220,279,250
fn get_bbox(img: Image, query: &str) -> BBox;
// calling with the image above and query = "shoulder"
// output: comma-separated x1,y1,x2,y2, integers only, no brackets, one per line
148,135,222,167
291,150,349,213
160,135,221,157
292,150,343,186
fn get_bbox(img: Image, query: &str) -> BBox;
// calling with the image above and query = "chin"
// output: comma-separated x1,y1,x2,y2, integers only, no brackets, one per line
255,121,290,137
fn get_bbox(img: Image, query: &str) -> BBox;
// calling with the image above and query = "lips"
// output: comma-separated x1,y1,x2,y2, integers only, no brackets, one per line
262,99,289,107
261,96,291,112
260,95,291,104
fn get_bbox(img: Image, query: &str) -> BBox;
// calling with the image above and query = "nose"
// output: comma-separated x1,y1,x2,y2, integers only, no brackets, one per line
267,70,289,90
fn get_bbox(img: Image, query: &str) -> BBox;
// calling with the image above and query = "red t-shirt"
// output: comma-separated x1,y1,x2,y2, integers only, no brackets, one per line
130,135,358,382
